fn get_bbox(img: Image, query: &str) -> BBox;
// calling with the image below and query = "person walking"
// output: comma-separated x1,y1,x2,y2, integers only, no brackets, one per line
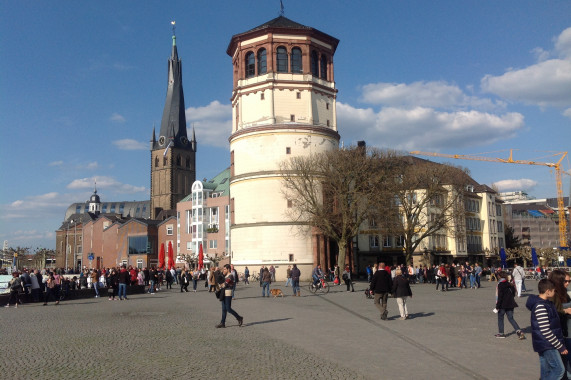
216,264,244,328
291,264,301,296
244,266,250,285
91,269,100,298
495,271,525,339
392,268,412,320
371,262,392,320
526,279,567,380
261,267,272,297
5,272,23,308
513,262,525,297
342,265,354,292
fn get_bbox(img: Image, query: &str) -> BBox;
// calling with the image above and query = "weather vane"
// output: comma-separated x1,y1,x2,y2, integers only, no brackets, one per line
171,20,176,36
280,0,285,16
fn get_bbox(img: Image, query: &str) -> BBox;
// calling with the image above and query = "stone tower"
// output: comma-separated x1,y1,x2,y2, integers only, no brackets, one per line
226,16,340,277
150,31,196,219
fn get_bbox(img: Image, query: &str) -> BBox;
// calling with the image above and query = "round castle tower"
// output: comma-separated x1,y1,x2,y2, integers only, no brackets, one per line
226,16,340,280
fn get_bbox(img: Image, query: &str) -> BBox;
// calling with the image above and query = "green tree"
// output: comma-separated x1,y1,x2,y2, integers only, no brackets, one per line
504,224,522,249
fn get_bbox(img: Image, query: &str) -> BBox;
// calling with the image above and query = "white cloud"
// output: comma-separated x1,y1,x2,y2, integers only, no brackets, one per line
361,81,503,110
481,27,571,110
492,179,538,192
337,102,524,151
563,108,571,119
86,162,98,170
110,113,126,123
186,100,231,148
49,161,63,167
112,138,147,150
67,176,146,194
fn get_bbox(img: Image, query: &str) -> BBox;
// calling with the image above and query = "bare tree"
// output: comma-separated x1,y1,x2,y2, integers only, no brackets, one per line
382,157,470,265
280,146,400,269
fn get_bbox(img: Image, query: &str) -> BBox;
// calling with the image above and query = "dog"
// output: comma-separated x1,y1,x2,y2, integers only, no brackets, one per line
269,288,284,298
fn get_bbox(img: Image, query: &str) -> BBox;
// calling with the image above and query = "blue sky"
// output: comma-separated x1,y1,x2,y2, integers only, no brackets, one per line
1,0,570,250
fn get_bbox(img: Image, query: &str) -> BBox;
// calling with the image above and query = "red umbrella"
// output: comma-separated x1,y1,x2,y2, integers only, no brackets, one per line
167,241,174,269
158,243,165,269
198,243,204,270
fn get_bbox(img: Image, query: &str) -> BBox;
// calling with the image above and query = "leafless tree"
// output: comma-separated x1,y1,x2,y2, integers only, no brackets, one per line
280,146,400,269
380,157,470,265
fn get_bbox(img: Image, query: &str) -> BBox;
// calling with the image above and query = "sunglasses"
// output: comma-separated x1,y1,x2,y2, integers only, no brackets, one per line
565,280,571,284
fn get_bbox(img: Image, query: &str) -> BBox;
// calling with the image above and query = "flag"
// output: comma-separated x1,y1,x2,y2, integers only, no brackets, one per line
163,140,173,157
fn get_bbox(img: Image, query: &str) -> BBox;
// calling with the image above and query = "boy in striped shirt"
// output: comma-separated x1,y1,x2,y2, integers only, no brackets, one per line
526,279,567,380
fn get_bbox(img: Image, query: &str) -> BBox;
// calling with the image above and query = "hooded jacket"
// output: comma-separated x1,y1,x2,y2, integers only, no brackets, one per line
526,295,565,354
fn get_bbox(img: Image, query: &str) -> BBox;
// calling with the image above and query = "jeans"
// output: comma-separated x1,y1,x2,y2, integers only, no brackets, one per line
497,308,520,334
93,282,99,296
118,283,127,299
193,279,198,291
292,279,300,295
221,296,241,325
262,281,270,297
469,274,476,288
148,280,155,293
461,276,467,288
540,348,565,380
285,278,292,287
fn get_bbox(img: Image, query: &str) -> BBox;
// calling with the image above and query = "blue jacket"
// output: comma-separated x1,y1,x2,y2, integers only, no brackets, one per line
526,295,565,353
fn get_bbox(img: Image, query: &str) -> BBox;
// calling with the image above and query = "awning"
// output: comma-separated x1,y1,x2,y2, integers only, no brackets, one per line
539,209,554,215
528,210,544,217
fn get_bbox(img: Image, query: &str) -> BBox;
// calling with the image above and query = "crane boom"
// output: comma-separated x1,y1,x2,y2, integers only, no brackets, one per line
409,150,569,248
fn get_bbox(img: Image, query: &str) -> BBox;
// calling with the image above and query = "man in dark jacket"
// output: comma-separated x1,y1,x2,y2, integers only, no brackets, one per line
370,262,393,320
290,264,301,296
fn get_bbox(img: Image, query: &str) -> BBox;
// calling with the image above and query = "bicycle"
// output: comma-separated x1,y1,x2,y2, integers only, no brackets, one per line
308,276,329,294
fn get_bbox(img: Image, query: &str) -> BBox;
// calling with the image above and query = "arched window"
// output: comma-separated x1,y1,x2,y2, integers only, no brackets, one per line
163,156,167,166
311,50,319,76
277,46,288,73
186,156,191,168
245,51,255,78
176,154,181,166
155,156,159,167
320,55,327,80
291,47,302,73
257,48,267,75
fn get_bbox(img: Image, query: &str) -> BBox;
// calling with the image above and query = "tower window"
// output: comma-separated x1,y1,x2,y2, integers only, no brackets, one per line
277,46,288,73
296,92,301,99
257,48,267,75
155,157,159,167
327,120,330,127
286,147,291,154
290,115,295,122
326,103,329,110
245,51,255,78
163,156,167,166
186,156,190,168
320,55,327,80
291,47,302,73
261,92,265,100
176,155,181,166
311,50,319,76
287,199,293,208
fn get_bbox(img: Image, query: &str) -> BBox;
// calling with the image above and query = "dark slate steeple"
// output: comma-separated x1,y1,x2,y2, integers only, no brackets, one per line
153,31,192,151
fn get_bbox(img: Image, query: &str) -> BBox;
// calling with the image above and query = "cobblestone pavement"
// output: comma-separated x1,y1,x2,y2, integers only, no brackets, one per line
1,280,540,379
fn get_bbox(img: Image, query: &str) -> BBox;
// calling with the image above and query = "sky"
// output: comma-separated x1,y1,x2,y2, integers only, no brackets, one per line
1,0,570,250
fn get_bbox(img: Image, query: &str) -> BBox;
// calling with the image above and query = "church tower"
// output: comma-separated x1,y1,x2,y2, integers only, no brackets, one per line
150,30,196,219
88,182,101,216
227,16,340,277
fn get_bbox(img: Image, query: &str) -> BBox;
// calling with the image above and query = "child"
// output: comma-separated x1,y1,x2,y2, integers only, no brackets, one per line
526,279,568,380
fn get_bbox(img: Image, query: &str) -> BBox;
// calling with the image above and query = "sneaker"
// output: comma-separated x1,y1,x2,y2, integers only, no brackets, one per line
238,317,244,327
215,323,226,328
517,330,526,340
495,333,506,339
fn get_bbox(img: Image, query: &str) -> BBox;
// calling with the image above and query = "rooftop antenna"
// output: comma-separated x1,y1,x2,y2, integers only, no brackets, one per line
280,0,285,16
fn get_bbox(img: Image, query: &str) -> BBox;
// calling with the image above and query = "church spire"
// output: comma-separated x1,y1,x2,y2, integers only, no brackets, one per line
153,21,188,151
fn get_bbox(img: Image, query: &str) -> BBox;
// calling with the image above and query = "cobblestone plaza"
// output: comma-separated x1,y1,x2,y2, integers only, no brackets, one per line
1,280,539,379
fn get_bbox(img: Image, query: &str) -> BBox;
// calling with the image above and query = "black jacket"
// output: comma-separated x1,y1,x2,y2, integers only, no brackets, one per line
392,275,412,298
370,269,392,293
496,280,518,310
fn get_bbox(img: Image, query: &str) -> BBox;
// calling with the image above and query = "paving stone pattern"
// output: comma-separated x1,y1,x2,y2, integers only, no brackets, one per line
1,280,541,379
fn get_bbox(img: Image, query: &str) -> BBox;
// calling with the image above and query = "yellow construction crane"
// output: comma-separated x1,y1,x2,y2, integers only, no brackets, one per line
409,149,569,248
